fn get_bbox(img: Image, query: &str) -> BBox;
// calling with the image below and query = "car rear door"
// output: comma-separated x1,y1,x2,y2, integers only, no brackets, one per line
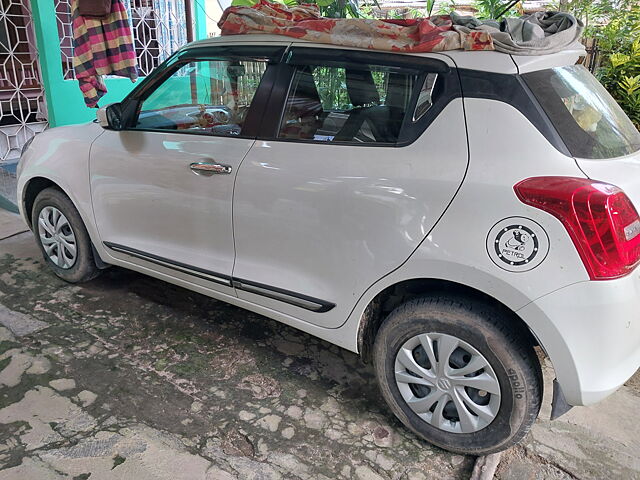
90,45,284,293
231,47,469,328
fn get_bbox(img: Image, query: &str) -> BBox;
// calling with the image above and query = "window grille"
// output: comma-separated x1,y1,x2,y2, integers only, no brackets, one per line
0,0,48,165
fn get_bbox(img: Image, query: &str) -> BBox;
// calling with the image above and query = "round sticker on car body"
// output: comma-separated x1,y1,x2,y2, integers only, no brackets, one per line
487,217,550,272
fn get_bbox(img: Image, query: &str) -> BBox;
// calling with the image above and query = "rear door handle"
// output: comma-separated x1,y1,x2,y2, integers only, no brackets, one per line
189,161,232,176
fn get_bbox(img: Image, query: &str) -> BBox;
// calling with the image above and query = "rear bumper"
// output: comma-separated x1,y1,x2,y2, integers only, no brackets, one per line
518,270,640,406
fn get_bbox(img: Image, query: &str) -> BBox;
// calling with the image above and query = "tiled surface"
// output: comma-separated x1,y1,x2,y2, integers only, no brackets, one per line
0,219,638,479
0,162,18,212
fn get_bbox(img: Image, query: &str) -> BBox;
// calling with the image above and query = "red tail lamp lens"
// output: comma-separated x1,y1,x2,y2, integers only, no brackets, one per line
514,176,640,280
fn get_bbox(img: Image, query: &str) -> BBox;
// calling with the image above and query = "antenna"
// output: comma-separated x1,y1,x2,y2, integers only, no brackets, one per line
496,0,520,19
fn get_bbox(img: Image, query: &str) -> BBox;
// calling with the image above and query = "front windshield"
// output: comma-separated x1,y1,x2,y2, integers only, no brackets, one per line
523,65,640,159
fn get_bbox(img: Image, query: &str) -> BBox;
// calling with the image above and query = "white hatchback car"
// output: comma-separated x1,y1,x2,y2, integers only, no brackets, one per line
17,34,640,455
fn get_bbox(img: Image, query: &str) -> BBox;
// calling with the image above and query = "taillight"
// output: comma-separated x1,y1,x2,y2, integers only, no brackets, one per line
514,176,640,280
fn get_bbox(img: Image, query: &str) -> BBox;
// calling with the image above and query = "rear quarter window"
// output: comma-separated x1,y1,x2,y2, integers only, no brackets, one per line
523,65,640,159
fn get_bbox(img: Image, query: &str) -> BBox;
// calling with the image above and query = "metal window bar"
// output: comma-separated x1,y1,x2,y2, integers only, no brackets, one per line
0,0,48,207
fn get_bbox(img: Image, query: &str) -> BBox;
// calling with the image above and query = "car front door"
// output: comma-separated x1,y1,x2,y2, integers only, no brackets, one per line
231,47,469,327
90,46,283,291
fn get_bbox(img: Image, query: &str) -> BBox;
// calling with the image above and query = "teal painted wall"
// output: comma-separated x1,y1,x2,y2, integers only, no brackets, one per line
31,0,208,128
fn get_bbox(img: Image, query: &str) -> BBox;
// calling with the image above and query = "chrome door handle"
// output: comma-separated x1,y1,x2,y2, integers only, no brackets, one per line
189,161,232,176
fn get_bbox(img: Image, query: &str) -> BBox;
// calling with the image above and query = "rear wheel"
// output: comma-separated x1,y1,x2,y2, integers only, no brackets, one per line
373,295,542,455
32,188,101,283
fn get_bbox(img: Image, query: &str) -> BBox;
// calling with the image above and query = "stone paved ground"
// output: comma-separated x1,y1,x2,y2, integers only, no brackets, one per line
0,212,638,480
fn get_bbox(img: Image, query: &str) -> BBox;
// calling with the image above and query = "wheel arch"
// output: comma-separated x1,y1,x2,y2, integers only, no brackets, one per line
357,277,541,364
22,175,110,270
22,176,59,228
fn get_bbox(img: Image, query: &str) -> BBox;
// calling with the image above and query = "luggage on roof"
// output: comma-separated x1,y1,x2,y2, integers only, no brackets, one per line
218,0,583,56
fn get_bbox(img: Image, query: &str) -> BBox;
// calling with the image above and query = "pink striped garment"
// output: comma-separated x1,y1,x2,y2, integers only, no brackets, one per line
72,0,138,108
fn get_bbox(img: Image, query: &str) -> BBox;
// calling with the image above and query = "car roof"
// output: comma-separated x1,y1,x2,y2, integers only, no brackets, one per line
185,34,586,74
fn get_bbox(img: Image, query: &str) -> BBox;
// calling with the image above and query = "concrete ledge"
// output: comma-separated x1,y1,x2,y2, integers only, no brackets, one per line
0,209,27,240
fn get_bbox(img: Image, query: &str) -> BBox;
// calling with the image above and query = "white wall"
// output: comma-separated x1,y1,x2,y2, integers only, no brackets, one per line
205,0,226,37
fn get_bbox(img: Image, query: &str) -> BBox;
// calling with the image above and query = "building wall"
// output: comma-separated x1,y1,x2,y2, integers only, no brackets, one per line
205,0,224,36
31,0,208,128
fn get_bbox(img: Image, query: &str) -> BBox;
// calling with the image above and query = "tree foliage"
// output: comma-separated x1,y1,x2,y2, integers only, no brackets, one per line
230,0,378,18
472,0,522,19
598,35,640,128
563,0,640,128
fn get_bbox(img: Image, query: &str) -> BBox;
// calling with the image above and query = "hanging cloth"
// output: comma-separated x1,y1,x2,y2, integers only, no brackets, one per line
78,0,112,18
72,0,138,108
451,11,584,55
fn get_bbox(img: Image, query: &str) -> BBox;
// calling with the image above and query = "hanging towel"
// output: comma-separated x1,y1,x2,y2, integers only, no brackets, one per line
72,0,138,108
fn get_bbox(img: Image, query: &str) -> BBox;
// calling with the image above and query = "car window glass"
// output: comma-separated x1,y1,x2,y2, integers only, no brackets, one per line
523,65,640,159
136,59,267,136
278,63,421,144
413,73,438,121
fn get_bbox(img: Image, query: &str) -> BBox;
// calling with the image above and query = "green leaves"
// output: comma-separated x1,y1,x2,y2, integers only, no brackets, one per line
610,53,631,68
426,0,436,16
437,1,456,15
566,1,640,129
621,75,640,95
230,0,258,6
472,0,521,19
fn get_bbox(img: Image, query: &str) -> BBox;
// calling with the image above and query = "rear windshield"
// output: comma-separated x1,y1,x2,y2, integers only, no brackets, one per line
523,65,640,159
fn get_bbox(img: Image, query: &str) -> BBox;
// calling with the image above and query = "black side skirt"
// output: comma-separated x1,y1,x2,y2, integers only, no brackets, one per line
103,242,232,286
103,242,335,313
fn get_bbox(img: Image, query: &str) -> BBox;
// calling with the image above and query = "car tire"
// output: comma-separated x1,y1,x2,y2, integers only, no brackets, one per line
373,294,542,455
32,187,101,283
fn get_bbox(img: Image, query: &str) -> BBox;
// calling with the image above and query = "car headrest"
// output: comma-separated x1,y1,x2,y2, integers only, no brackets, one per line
289,66,323,118
346,69,380,107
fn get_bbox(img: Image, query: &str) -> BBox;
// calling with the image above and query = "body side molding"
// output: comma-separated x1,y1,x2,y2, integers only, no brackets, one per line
103,242,335,313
